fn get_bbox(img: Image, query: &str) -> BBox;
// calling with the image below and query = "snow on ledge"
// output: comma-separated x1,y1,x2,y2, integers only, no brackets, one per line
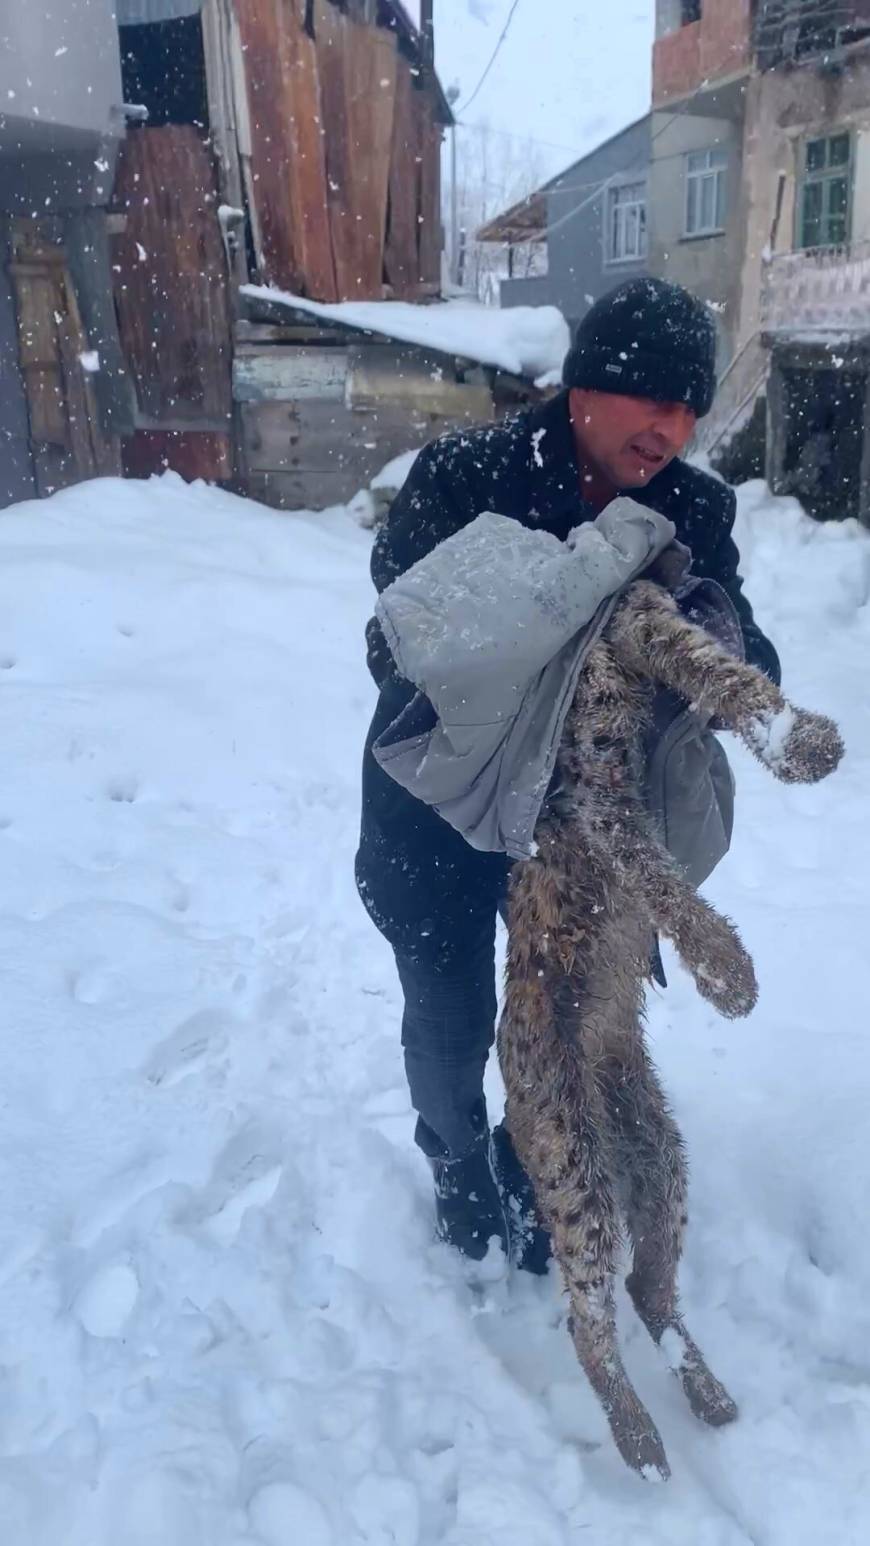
240,285,569,387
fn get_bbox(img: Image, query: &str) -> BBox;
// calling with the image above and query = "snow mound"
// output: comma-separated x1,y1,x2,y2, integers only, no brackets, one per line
241,285,570,384
0,470,867,1543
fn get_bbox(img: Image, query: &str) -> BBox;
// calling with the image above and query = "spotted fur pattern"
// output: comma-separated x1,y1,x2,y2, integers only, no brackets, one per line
499,580,844,1479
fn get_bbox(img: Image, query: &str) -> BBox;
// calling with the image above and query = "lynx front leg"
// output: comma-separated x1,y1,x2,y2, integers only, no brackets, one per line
608,581,844,785
578,802,758,1019
500,981,670,1480
601,1045,738,1429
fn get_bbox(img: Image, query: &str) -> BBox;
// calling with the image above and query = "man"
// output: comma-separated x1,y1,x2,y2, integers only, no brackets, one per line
356,278,779,1270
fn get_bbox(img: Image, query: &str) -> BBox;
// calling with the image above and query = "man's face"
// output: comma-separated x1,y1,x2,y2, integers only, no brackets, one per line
569,387,697,488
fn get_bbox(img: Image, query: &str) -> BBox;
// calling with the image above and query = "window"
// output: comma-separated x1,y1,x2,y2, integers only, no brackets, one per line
799,133,852,250
685,147,727,236
606,181,648,264
681,0,702,23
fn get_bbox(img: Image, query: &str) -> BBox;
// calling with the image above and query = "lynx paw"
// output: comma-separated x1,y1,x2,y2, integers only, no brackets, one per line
603,1379,671,1482
673,909,758,1020
746,705,844,785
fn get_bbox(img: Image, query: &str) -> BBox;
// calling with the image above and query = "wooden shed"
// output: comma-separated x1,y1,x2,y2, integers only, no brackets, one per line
233,287,548,509
110,0,457,489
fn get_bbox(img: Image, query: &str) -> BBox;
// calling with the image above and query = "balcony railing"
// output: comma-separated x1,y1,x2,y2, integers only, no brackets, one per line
761,240,870,332
755,0,870,71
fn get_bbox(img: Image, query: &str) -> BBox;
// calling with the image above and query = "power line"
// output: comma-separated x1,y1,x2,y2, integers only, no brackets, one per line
455,0,523,115
454,118,592,160
525,91,714,245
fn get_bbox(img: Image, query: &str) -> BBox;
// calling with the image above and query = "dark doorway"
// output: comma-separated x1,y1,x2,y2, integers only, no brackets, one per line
781,364,866,521
120,15,208,129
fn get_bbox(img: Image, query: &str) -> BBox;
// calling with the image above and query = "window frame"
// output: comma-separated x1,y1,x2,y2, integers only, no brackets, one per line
797,130,854,251
684,145,728,239
604,177,648,267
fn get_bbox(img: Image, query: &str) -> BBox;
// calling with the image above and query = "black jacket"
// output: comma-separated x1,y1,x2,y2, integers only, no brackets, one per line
356,392,779,964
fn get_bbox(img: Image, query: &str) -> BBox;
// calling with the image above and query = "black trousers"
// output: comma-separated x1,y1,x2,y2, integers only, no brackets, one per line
394,904,504,1160
357,698,513,1160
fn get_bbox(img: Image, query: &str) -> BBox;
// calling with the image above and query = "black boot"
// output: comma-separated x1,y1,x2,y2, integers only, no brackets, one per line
491,1122,552,1276
428,1141,510,1262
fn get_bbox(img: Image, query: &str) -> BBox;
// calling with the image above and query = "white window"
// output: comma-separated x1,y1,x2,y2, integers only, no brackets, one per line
685,147,727,236
606,180,648,264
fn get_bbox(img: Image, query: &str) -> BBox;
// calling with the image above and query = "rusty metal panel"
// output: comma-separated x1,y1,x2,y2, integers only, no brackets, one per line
112,125,232,426
235,0,337,300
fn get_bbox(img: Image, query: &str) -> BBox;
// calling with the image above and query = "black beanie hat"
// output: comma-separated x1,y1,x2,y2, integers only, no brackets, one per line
562,277,717,419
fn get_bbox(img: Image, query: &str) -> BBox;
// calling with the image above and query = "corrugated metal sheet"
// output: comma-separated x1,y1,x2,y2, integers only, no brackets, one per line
116,0,202,24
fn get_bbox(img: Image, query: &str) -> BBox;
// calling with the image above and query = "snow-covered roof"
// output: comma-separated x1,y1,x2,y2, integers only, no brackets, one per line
240,286,570,388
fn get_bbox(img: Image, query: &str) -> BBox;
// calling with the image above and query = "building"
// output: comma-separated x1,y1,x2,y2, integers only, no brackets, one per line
0,0,131,507
737,0,870,522
476,115,652,333
111,0,457,502
5,2,534,513
654,0,870,524
650,0,754,374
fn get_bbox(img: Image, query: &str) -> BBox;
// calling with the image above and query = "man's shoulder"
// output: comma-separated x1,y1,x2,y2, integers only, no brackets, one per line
420,407,535,483
652,457,736,534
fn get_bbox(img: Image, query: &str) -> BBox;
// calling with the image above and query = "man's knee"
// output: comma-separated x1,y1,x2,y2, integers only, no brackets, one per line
396,934,498,1064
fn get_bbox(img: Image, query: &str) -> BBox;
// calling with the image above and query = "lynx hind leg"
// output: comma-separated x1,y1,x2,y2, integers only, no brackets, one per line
499,982,670,1481
602,1047,738,1428
744,702,844,786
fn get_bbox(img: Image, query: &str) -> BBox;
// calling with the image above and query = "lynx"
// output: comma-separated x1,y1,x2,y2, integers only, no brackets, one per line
499,579,844,1480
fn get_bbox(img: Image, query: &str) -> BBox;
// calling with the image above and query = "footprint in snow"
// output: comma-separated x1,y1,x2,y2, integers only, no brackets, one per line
71,1152,172,1248
144,1008,233,1088
177,1124,285,1246
106,775,140,804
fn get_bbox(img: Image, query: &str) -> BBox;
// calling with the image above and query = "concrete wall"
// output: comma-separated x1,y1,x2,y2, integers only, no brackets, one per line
737,50,870,349
648,107,745,363
0,0,124,210
0,0,123,140
502,117,651,332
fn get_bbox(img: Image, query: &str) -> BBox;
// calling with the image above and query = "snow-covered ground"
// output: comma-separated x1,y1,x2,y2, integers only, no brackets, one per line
0,470,867,1545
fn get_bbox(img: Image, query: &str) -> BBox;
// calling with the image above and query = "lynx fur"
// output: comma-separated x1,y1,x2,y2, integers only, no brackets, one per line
499,579,844,1481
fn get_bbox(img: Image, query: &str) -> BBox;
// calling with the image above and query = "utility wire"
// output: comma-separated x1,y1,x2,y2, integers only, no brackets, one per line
504,89,712,245
456,0,522,115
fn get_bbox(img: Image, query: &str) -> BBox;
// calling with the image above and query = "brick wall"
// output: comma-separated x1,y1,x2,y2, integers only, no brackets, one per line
653,0,751,105
653,19,701,104
701,0,752,81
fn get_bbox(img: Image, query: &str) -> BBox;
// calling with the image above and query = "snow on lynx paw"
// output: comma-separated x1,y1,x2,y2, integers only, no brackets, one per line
746,704,844,785
694,941,758,1021
672,908,758,1020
